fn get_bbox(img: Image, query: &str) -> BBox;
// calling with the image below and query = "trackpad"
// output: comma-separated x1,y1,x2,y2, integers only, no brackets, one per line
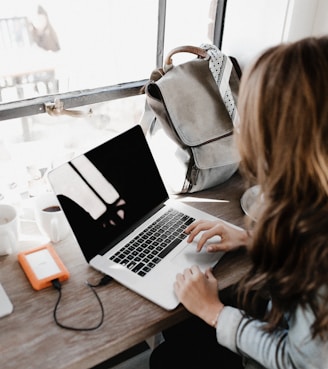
171,238,223,270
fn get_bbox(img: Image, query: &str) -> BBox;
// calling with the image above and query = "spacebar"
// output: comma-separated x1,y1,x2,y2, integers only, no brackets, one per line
158,238,181,259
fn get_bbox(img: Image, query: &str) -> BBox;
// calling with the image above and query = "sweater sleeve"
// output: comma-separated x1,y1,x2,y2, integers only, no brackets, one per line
216,305,328,369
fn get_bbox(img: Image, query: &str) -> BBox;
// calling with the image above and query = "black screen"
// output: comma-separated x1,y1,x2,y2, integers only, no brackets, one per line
49,125,169,262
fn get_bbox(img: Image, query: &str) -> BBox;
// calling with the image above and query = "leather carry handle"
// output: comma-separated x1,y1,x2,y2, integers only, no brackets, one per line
164,45,209,72
140,45,209,93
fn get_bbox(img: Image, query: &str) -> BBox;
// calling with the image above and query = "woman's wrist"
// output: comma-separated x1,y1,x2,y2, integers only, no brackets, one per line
241,229,251,246
204,303,224,328
211,309,222,328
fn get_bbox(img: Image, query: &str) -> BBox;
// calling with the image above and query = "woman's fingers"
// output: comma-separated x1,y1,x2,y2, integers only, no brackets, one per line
185,219,248,253
174,266,222,322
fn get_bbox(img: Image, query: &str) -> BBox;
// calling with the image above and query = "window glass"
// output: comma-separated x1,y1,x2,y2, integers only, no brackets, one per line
0,0,158,103
164,0,215,64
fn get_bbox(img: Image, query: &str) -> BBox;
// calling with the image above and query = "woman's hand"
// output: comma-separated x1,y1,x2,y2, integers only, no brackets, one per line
174,265,224,327
185,219,249,253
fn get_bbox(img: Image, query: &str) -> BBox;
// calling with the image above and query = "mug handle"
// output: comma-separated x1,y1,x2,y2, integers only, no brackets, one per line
50,217,60,243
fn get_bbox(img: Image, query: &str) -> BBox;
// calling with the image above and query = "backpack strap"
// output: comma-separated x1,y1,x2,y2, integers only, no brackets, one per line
200,44,239,128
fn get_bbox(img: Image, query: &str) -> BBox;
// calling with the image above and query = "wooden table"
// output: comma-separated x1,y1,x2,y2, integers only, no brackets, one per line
0,172,250,369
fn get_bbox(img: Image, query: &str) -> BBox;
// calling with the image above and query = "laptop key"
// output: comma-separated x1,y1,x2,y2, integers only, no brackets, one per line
132,262,145,273
183,216,195,225
158,238,181,259
127,261,137,270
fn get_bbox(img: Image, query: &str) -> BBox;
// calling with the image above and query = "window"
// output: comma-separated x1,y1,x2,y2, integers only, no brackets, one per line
0,0,226,204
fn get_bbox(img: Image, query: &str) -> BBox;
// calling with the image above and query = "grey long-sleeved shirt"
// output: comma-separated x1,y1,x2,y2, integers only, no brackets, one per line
216,301,328,369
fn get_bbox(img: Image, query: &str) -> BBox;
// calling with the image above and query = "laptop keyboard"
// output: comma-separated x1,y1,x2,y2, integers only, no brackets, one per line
109,208,195,277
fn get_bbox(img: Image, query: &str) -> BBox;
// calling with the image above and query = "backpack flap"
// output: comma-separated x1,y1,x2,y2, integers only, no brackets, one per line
146,57,238,169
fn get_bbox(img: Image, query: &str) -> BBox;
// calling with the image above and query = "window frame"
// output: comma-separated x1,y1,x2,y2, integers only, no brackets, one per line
0,0,227,122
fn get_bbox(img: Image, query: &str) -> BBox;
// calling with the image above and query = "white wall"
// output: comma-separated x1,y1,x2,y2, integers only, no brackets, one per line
222,0,328,69
312,0,328,36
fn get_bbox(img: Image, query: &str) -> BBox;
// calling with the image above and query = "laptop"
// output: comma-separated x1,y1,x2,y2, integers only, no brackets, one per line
0,283,13,318
48,124,224,310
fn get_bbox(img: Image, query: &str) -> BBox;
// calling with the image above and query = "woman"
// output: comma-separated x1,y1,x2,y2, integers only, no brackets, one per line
150,36,328,369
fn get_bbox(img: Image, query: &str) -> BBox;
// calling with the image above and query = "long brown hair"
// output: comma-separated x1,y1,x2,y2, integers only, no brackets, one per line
236,36,328,338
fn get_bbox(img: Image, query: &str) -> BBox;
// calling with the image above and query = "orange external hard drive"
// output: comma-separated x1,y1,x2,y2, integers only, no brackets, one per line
18,243,70,290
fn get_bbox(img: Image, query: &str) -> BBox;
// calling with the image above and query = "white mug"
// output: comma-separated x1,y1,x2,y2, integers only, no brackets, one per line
0,204,19,255
34,192,70,243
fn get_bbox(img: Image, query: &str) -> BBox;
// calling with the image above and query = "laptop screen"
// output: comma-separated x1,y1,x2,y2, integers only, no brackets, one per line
48,125,169,262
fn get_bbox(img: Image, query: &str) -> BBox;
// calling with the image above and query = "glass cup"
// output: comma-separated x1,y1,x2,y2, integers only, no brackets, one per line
240,185,263,221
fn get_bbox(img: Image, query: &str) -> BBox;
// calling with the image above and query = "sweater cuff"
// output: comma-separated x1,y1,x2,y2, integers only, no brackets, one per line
216,306,244,354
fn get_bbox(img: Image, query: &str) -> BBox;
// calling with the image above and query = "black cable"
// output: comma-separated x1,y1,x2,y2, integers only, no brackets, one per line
52,275,112,331
86,274,113,288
